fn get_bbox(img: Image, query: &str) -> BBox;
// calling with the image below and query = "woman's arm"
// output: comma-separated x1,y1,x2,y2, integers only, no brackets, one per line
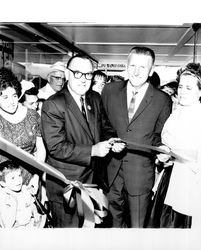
30,137,46,196
35,136,46,162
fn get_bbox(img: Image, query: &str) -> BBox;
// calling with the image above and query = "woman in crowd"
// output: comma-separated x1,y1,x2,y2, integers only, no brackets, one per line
146,62,201,228
160,81,179,111
0,67,46,197
91,70,107,95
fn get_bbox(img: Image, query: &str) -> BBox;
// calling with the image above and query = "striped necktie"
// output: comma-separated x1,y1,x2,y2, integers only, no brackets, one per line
128,90,138,122
80,96,88,122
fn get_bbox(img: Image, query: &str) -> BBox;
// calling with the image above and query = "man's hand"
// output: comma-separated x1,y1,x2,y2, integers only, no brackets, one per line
91,141,112,157
108,138,126,153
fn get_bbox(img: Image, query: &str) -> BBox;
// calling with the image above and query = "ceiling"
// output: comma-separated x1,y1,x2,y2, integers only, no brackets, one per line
0,22,201,71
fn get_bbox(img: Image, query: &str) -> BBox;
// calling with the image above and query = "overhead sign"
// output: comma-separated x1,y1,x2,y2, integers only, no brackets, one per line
98,63,126,71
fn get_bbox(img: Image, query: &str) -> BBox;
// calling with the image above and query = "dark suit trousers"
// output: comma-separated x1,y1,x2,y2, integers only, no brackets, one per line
107,167,152,228
49,199,79,228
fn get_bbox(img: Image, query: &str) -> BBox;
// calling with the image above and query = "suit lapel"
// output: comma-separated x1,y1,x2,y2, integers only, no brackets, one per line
119,81,130,124
129,83,154,124
64,89,93,140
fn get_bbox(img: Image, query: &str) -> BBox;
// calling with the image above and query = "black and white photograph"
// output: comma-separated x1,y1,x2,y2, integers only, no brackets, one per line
0,1,201,249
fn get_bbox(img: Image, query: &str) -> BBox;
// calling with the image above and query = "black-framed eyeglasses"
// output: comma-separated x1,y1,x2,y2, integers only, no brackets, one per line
51,76,65,81
68,68,93,80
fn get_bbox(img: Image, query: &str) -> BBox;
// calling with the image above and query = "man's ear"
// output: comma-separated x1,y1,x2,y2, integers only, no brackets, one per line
47,75,50,83
149,66,155,77
64,69,69,81
0,180,6,187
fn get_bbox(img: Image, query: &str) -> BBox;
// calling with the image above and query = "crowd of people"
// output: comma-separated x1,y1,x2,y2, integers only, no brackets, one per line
0,46,200,229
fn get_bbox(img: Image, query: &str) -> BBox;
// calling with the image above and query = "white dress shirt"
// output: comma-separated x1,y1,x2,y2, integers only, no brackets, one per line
67,86,88,119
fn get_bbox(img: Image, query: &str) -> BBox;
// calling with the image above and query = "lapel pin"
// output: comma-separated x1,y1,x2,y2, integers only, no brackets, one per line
87,105,91,110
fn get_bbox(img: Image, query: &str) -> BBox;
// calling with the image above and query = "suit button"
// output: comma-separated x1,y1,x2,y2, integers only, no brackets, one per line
123,159,128,163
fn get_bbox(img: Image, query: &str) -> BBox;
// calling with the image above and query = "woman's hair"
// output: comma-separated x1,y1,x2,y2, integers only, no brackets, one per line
177,63,201,89
0,67,22,97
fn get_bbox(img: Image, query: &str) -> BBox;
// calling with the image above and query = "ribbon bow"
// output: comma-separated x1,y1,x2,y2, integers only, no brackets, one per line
63,181,108,228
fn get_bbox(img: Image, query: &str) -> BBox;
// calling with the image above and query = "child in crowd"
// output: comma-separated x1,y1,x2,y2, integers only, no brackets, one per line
0,160,41,228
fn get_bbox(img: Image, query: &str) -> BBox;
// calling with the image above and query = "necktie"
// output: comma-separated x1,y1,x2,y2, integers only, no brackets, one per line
128,90,138,122
80,96,88,122
80,96,93,139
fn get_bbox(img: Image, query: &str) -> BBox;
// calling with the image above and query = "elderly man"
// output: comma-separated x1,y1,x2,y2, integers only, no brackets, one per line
41,54,125,227
38,61,66,100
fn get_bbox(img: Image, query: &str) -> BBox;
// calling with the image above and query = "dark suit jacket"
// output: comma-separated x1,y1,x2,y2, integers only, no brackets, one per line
41,88,117,202
102,81,172,196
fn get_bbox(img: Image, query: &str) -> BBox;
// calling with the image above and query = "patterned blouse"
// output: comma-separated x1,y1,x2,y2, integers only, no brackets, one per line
0,108,42,184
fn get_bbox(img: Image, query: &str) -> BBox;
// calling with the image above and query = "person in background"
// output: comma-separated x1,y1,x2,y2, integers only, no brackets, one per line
101,46,172,228
0,67,46,200
38,61,66,100
91,70,107,95
160,81,178,110
108,75,124,83
41,54,125,228
0,160,41,228
20,87,39,111
146,62,201,228
32,76,47,90
149,71,161,89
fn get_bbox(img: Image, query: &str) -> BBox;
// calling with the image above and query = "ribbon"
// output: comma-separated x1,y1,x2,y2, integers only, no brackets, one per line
0,136,69,185
0,136,108,228
63,181,108,228
122,139,193,162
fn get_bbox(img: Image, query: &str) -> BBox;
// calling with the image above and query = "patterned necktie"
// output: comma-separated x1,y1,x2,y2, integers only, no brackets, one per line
128,90,138,122
80,96,88,122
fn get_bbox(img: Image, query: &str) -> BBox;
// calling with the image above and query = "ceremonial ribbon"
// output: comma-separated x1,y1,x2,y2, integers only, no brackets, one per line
122,139,194,162
0,135,194,227
0,136,69,185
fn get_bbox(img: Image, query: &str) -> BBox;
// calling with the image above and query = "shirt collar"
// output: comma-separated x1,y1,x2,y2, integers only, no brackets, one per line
46,83,56,94
67,85,85,102
127,81,149,93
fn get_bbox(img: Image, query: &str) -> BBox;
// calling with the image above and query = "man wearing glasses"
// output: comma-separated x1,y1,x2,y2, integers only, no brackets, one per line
38,61,66,100
41,55,125,227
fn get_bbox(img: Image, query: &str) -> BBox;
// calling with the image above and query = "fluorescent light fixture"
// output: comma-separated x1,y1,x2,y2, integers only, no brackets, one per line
77,42,177,46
